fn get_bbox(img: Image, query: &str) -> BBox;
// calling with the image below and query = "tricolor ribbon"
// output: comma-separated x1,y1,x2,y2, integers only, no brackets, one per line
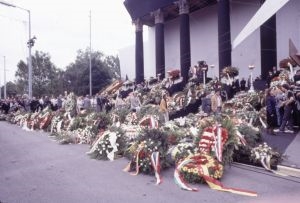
174,158,198,191
199,165,257,197
214,126,223,162
150,152,162,185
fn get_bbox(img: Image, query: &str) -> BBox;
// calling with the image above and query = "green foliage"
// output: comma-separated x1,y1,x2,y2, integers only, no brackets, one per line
64,49,120,96
0,81,18,98
95,112,112,130
233,124,264,165
15,51,62,97
89,130,126,160
14,49,120,97
126,128,171,174
112,107,131,123
221,118,237,166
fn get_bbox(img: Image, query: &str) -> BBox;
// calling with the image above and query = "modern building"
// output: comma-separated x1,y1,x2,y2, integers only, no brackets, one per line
120,0,300,84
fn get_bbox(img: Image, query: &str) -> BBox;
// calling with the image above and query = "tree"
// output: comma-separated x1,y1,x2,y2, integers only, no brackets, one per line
15,51,61,98
5,81,18,98
64,49,120,96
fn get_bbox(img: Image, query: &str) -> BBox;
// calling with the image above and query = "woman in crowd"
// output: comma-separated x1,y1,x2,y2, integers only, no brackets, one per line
265,88,277,135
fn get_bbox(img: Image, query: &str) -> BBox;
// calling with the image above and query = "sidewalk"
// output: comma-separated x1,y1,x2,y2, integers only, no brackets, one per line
263,130,300,177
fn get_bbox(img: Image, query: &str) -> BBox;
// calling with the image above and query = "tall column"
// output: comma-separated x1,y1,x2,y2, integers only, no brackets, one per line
260,1,277,80
134,19,144,84
218,0,232,77
153,9,165,79
176,0,191,84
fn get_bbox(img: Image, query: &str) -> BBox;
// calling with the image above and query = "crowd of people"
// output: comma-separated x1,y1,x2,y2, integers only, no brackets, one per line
264,65,300,134
0,93,112,115
1,64,300,133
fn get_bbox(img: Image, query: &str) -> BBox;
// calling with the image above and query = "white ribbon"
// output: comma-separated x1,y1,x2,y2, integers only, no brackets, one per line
107,132,118,161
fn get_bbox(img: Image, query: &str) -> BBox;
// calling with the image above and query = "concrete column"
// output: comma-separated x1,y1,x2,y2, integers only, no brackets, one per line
218,0,232,77
175,0,191,84
260,0,277,80
153,9,165,79
134,19,144,84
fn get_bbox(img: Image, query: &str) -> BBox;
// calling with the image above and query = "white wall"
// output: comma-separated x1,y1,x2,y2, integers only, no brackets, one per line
230,0,261,80
277,0,300,64
190,5,218,79
164,18,180,72
118,45,135,80
144,27,156,79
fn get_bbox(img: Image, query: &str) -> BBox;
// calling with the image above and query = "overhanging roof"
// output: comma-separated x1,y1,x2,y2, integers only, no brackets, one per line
123,0,217,26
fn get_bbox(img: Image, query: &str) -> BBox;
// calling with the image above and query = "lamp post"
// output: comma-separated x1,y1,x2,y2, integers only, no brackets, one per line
248,65,255,93
3,56,6,99
0,1,33,99
89,10,92,96
0,64,1,99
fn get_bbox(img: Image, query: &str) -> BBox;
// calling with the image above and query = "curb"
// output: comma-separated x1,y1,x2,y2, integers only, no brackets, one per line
233,162,300,179
277,165,300,178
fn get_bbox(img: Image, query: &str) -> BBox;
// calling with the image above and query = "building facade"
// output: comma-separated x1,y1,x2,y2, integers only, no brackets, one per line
120,0,300,83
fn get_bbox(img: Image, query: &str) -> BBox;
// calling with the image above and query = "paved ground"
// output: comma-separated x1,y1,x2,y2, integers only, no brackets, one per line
1,122,300,203
262,130,300,168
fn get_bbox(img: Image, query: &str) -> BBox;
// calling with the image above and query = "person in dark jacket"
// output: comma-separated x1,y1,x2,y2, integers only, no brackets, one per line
274,84,295,133
240,77,246,91
265,88,277,135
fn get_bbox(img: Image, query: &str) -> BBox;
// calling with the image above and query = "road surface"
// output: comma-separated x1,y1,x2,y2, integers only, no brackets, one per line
0,122,299,203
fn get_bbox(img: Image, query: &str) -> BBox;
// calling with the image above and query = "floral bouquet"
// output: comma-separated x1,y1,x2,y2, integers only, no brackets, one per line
221,66,239,78
123,129,169,184
87,129,125,161
250,142,281,171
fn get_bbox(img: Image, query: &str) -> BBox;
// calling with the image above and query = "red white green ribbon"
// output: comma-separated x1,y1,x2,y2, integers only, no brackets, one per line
150,152,162,185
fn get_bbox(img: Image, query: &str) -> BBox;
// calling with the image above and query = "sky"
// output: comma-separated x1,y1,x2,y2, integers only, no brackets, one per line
0,0,137,83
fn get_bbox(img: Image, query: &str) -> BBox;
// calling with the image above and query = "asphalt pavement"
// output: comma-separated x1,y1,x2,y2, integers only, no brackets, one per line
1,121,300,203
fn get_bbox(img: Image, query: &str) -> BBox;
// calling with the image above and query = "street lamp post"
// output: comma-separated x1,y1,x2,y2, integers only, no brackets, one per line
0,65,1,99
3,56,6,99
248,65,255,93
0,1,33,99
89,10,92,96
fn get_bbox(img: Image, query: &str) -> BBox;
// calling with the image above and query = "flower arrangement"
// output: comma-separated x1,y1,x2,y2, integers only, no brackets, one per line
250,142,281,171
124,128,169,184
87,129,125,161
176,153,224,185
221,66,239,78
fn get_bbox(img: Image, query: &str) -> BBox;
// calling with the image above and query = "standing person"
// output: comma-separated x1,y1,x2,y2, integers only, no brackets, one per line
272,66,280,78
115,94,125,110
211,90,222,115
266,71,273,88
130,92,141,112
275,84,295,133
57,95,63,110
83,95,91,110
274,86,285,127
159,93,169,123
96,93,104,112
129,92,141,124
77,96,84,113
265,88,277,135
234,77,240,93
240,77,246,91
